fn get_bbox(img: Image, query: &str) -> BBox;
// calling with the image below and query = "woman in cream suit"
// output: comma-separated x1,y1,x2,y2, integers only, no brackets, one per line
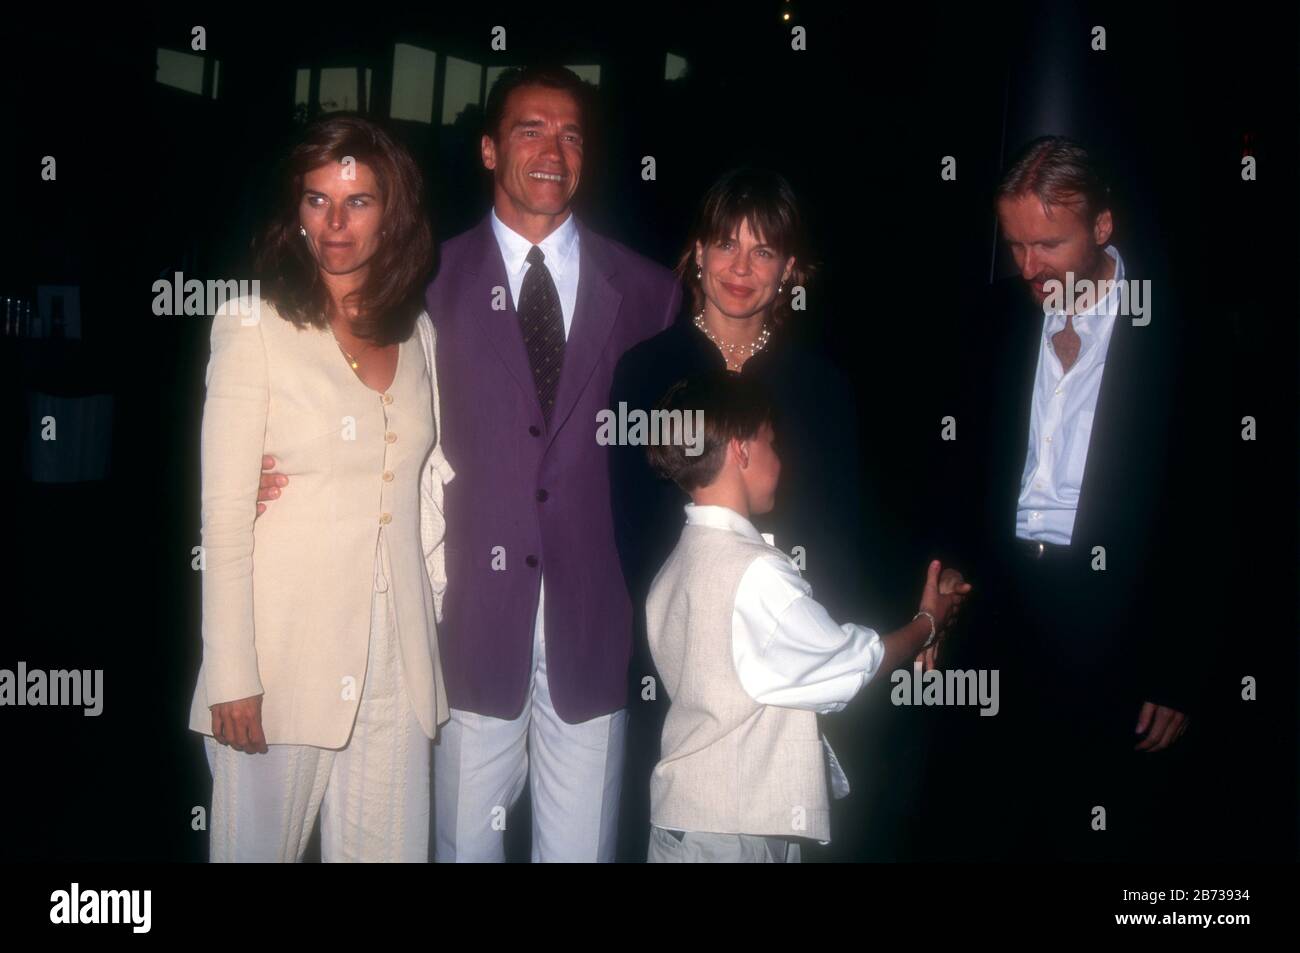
189,115,452,862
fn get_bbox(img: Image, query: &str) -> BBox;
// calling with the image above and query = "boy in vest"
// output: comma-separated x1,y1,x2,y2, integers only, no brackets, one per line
644,372,969,862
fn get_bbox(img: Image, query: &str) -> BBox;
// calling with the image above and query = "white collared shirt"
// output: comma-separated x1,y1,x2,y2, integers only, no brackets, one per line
1016,245,1125,545
490,207,581,339
683,504,885,714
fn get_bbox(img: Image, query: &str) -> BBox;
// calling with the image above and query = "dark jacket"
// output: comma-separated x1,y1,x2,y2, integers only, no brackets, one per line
926,265,1218,714
609,310,879,628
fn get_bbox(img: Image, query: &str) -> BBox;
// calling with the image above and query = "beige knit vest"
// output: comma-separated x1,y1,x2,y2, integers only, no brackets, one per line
647,523,831,842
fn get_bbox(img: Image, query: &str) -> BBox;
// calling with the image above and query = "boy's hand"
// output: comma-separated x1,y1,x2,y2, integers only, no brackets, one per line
918,561,972,669
257,455,288,517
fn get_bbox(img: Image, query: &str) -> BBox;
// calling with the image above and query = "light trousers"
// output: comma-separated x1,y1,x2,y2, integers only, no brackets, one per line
434,575,627,862
205,536,431,862
647,826,803,863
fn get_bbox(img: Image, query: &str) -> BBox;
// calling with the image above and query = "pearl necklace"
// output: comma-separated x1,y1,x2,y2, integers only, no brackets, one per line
693,310,772,366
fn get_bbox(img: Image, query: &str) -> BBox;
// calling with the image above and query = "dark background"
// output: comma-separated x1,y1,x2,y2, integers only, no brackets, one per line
0,1,1295,861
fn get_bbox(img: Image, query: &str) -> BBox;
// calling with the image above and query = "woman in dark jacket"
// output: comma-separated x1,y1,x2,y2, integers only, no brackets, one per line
610,168,893,860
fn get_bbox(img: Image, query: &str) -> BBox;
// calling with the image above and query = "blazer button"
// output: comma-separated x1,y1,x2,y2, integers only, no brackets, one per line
382,470,395,482
525,555,539,568
385,432,397,443
528,425,541,437
379,513,392,525
536,488,548,502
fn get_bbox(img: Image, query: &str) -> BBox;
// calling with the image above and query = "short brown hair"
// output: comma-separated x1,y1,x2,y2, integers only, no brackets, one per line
674,168,812,327
995,135,1112,223
253,113,434,345
483,64,595,141
646,371,776,492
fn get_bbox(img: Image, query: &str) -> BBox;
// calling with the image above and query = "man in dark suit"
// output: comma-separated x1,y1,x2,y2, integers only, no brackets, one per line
919,136,1215,861
424,66,680,862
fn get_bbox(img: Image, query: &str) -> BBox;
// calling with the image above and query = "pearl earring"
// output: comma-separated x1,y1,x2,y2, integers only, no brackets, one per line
777,283,783,294
299,226,307,237
696,266,702,279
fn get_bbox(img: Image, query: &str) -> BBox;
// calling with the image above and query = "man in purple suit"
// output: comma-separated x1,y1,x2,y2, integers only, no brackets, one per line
425,66,679,861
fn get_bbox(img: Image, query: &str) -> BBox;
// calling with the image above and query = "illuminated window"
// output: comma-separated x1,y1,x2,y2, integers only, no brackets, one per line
295,69,310,112
318,67,372,113
392,43,438,123
156,48,219,98
665,53,688,81
442,56,483,125
566,65,601,86
486,65,509,99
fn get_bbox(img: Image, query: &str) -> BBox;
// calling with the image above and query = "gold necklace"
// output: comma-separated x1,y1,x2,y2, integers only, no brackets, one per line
330,325,362,369
693,310,772,366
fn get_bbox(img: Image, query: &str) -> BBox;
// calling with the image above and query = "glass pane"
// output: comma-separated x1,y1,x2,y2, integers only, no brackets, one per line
319,67,360,112
392,43,437,123
156,48,204,95
295,68,310,109
486,65,509,99
566,64,601,87
664,53,688,81
442,56,482,125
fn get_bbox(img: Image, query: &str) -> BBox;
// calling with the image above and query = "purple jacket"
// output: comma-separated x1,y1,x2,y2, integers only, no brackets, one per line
426,214,680,723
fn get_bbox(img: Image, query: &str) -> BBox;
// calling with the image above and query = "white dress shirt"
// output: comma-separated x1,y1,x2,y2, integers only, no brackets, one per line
490,207,581,338
683,503,883,801
1016,245,1125,545
681,504,885,712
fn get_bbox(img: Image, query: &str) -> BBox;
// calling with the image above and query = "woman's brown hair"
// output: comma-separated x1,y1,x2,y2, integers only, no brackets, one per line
674,167,813,327
253,113,434,345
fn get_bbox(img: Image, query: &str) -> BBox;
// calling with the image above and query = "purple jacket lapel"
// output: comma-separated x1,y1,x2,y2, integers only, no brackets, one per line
460,213,623,439
459,217,538,411
547,221,622,440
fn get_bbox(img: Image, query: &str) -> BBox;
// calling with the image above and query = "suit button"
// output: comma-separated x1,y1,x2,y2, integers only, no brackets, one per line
385,432,397,444
382,470,394,482
379,513,392,525
528,425,541,437
536,489,548,502
525,555,539,568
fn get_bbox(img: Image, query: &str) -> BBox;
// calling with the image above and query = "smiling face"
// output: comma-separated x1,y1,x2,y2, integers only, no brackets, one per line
298,160,385,278
482,84,583,227
695,217,795,322
996,192,1112,305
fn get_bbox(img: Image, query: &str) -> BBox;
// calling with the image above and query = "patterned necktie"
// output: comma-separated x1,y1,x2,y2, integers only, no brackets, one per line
517,244,566,425
1052,314,1081,373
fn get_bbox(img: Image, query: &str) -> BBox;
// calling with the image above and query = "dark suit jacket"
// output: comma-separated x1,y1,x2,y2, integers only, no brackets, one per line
426,214,680,723
928,263,1216,715
609,312,876,624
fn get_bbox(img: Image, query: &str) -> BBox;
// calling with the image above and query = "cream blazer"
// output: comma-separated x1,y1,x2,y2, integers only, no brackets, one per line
188,296,454,748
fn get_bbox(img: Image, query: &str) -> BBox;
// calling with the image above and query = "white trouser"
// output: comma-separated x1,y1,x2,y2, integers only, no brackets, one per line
205,533,431,862
434,575,627,862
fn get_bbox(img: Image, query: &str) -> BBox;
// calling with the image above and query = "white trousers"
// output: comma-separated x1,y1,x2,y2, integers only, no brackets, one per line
205,537,431,862
434,575,627,862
